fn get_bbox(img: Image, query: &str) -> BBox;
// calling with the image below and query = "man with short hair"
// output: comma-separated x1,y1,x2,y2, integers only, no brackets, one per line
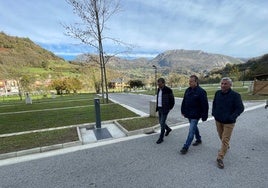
180,75,209,154
212,77,244,169
155,78,175,144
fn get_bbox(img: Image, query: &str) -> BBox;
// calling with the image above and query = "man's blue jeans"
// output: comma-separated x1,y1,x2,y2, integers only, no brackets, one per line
184,118,201,149
158,108,170,140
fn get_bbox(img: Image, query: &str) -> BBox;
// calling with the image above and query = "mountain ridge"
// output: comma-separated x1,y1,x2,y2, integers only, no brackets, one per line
105,49,246,76
2,32,265,81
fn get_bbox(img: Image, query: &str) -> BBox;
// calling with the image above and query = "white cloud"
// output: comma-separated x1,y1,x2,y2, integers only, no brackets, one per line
0,0,267,59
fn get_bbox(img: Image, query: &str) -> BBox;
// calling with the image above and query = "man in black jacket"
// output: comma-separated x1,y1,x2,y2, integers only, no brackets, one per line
155,78,175,144
180,75,209,154
212,77,244,169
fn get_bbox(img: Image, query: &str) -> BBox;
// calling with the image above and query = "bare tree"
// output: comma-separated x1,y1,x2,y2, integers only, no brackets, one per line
64,0,131,103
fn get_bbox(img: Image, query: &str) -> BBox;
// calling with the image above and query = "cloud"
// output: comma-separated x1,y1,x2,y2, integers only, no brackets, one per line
0,0,267,59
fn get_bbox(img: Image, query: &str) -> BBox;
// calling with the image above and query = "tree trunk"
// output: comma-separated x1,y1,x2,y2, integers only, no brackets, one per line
94,0,108,103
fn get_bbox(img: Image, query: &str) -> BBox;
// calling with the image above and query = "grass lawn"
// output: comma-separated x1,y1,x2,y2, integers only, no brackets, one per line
0,128,78,154
0,93,139,154
0,86,266,155
118,116,159,131
145,84,267,101
0,103,138,134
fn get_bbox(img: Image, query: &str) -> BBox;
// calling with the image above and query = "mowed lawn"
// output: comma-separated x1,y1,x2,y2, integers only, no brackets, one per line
0,94,138,135
0,84,266,154
0,93,139,154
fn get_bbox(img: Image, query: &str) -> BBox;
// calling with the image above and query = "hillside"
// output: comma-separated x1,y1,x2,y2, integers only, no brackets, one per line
0,32,247,78
103,49,245,78
245,54,268,76
148,49,245,74
0,32,65,67
2,32,265,87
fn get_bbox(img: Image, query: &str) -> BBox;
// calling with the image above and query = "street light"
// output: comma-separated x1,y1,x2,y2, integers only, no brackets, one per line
152,65,157,95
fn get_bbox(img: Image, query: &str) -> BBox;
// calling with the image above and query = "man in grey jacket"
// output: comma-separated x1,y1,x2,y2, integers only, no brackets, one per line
212,77,244,169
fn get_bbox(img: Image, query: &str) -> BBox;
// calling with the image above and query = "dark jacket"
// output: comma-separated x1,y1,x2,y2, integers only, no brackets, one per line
181,85,209,121
212,89,244,124
156,86,175,114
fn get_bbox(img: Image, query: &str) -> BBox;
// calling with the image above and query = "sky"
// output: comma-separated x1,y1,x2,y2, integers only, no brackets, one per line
0,0,267,60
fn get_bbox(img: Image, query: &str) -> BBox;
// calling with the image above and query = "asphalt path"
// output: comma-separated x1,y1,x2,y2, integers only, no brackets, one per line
0,94,267,188
108,93,260,125
109,93,189,125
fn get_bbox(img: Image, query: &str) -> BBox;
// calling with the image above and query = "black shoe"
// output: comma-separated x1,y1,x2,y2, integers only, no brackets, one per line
216,159,224,169
180,147,188,154
192,140,202,146
165,128,172,136
156,139,163,144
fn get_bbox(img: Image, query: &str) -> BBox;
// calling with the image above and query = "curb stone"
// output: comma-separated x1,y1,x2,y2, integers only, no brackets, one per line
114,120,159,136
0,141,82,160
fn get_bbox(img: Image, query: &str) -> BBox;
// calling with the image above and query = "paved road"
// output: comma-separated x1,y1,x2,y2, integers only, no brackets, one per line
109,93,262,125
0,94,267,188
109,93,191,125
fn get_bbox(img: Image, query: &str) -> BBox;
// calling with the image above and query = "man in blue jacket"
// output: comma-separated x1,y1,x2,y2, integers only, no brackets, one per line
212,77,244,169
155,78,175,144
180,75,209,154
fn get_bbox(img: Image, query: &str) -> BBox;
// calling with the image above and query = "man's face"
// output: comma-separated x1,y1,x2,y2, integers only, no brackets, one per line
189,77,197,88
221,80,231,92
157,81,165,89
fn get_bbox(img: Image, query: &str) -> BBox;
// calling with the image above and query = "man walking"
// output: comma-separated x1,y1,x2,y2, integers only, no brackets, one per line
212,77,244,169
155,78,175,144
180,75,209,154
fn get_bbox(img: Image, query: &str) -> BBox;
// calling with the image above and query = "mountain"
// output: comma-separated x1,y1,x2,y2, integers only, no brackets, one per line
148,49,245,74
103,49,246,77
0,32,65,67
240,53,268,77
0,32,254,83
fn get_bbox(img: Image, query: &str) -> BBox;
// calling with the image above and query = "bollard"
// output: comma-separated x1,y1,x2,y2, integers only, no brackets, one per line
94,98,101,128
149,100,158,117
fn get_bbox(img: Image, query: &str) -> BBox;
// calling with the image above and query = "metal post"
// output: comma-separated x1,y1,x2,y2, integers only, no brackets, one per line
94,98,101,128
153,65,157,95
243,69,245,86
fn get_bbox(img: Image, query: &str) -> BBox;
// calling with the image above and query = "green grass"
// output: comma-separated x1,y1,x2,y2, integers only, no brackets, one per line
0,85,266,155
118,116,159,131
0,93,139,154
0,99,95,113
0,103,138,135
0,93,99,103
0,128,79,154
142,84,267,101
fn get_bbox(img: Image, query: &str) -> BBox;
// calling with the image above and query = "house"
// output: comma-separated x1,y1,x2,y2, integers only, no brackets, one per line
0,79,19,95
109,78,129,91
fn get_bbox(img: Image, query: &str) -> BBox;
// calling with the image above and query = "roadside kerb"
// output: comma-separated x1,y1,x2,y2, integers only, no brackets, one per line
0,125,83,160
1,102,265,160
114,120,158,136
0,141,82,160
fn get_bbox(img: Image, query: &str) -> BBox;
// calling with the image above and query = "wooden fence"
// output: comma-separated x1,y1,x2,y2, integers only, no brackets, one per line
253,80,268,95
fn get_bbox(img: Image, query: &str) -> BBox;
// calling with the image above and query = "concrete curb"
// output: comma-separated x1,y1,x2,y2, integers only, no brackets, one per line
114,120,159,136
1,103,264,160
0,119,144,160
0,141,82,160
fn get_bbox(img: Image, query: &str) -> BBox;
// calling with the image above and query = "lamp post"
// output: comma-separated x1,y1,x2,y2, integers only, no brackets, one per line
152,65,157,95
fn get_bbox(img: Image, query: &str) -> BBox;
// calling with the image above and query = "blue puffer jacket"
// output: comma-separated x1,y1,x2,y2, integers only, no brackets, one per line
212,89,244,124
181,86,209,120
156,86,175,114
